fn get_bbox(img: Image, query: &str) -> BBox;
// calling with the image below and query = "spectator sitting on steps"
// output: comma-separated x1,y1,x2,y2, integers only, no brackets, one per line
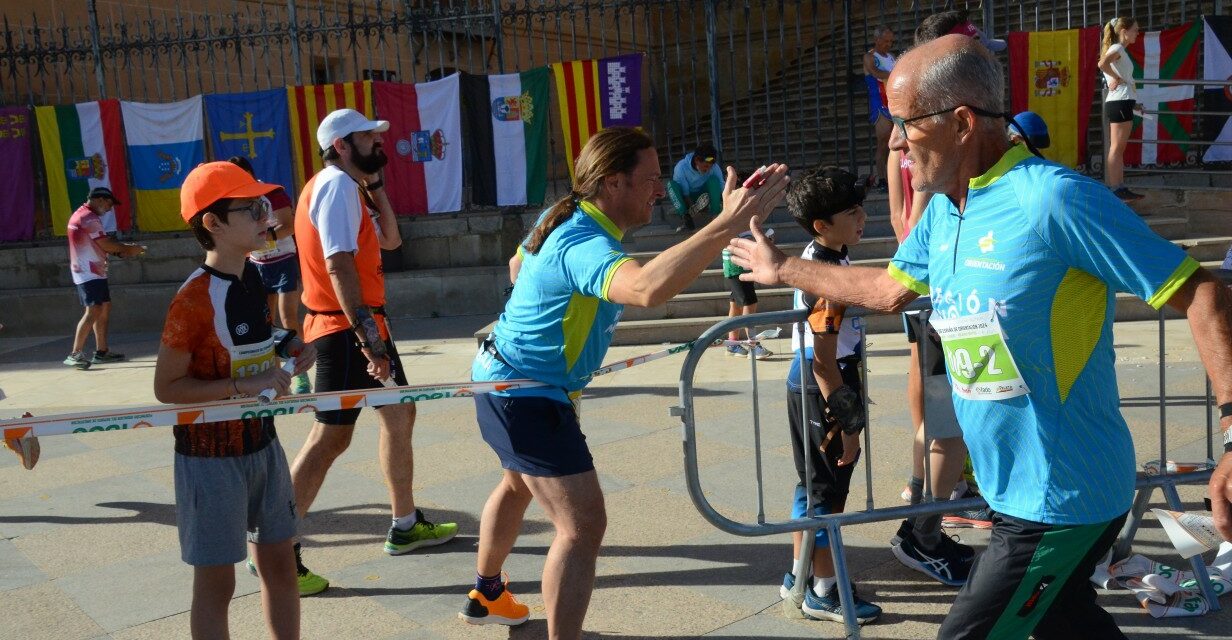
668,142,724,232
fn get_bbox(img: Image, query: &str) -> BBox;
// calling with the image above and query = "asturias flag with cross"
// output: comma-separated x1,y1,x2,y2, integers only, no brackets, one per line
204,89,295,196
1124,22,1200,167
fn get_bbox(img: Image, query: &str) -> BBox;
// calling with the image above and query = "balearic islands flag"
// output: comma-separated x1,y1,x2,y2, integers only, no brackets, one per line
1125,22,1199,166
461,68,550,207
204,88,295,193
1202,15,1232,163
550,53,643,179
121,96,205,231
35,99,131,236
373,76,463,215
0,107,36,242
287,81,373,189
1008,27,1100,168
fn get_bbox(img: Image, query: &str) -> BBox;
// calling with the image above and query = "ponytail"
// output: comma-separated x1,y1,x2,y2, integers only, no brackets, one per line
523,127,655,255
1102,16,1135,56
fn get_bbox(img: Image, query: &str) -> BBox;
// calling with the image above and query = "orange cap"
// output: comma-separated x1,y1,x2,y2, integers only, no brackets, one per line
179,161,281,223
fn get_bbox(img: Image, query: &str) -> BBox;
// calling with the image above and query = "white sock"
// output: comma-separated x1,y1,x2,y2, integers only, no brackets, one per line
393,510,419,530
950,478,968,500
813,575,837,597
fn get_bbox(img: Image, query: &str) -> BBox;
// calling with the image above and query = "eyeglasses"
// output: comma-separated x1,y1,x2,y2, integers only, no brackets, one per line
226,198,272,223
889,104,1007,141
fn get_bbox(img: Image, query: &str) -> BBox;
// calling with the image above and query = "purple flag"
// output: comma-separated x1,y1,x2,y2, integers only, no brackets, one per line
599,53,643,127
0,106,35,242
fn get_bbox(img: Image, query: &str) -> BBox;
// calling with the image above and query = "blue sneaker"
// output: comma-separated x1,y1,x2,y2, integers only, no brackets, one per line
802,583,882,625
779,572,796,599
725,344,749,358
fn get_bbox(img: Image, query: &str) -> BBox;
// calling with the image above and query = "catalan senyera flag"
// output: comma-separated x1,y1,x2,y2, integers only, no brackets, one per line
550,53,643,179
35,99,131,236
121,96,205,232
287,81,373,189
1125,22,1200,167
1009,27,1100,168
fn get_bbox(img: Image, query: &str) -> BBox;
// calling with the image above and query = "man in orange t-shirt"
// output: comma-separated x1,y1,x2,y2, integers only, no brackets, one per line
289,110,457,590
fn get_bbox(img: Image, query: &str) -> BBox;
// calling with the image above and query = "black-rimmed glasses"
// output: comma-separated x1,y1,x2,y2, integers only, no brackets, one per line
889,104,1007,141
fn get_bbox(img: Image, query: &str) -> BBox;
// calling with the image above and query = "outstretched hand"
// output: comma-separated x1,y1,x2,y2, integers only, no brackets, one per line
728,216,788,287
717,164,790,233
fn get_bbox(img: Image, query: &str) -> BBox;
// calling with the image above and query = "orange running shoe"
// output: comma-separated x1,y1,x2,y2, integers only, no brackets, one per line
459,580,529,626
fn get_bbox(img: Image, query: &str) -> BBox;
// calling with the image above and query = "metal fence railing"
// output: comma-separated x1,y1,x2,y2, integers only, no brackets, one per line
674,274,1231,638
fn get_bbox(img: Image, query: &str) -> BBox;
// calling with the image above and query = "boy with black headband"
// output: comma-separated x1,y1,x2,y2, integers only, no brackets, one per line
779,165,881,625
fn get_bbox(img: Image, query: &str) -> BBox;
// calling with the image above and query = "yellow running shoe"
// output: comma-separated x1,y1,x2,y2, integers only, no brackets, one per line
459,576,529,626
250,544,328,596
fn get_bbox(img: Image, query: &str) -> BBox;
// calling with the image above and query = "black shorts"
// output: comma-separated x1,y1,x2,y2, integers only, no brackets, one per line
787,359,863,510
474,393,594,477
903,312,947,376
76,279,110,307
939,512,1128,640
311,329,407,426
1104,99,1136,124
727,276,757,306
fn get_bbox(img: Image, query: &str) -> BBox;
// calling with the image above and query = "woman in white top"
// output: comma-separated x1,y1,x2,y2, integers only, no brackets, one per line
1098,16,1142,202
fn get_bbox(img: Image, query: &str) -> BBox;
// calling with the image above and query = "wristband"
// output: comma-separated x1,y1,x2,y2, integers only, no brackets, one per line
366,178,384,191
1219,402,1232,419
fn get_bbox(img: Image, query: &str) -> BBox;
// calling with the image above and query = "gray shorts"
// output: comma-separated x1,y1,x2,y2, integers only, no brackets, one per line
921,374,964,440
174,440,298,566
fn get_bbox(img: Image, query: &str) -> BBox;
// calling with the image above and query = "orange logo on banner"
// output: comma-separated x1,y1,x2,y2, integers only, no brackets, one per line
177,411,205,424
341,395,366,410
3,426,32,441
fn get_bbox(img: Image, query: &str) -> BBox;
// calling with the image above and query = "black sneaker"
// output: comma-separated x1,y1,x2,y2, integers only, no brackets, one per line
1113,186,1145,202
891,528,972,586
91,350,126,364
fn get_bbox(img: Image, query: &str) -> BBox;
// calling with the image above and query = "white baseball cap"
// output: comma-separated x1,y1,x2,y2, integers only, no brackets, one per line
316,109,390,152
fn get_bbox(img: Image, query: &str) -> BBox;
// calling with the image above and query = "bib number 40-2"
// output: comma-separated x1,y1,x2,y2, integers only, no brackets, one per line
929,311,1030,401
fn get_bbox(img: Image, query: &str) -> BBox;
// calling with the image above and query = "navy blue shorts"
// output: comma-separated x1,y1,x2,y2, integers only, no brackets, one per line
253,257,299,294
474,393,594,477
76,279,110,307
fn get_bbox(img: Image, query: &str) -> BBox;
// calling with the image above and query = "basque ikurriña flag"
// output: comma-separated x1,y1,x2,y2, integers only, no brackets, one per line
1009,27,1100,169
287,81,373,189
0,107,36,242
121,96,205,231
1125,22,1200,167
461,68,550,207
34,99,131,235
373,75,463,215
204,89,295,194
1202,15,1232,163
550,53,643,179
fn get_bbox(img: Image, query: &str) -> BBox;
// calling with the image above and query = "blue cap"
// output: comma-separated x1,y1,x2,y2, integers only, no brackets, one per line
1009,111,1050,150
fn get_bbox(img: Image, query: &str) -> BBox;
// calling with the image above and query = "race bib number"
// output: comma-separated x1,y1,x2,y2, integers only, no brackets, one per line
230,339,277,380
929,311,1029,401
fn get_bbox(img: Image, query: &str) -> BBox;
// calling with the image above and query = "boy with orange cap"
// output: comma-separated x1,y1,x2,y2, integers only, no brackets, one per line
153,161,316,638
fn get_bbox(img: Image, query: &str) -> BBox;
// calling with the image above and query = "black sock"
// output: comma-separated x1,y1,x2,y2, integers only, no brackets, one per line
475,573,504,600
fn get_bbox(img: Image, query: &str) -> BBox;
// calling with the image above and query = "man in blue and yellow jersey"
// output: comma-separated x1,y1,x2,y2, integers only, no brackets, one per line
463,127,789,638
729,35,1232,640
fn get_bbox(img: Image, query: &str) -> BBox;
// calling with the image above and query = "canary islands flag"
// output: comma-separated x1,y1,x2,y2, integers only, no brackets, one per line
204,89,294,194
121,96,204,231
1009,27,1100,169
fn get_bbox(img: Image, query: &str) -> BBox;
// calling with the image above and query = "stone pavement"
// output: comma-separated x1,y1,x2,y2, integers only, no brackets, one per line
0,315,1228,639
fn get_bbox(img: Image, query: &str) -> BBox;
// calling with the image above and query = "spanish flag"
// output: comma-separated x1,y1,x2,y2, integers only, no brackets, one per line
287,81,374,189
550,54,643,179
1008,28,1099,169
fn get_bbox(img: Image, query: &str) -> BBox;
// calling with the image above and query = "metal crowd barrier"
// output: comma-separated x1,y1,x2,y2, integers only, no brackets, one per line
672,271,1232,638
1107,77,1232,182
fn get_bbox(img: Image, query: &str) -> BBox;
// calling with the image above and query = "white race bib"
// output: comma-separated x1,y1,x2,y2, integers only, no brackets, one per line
929,310,1030,401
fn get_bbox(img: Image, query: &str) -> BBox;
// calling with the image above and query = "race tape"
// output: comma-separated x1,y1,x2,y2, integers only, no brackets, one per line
0,333,780,441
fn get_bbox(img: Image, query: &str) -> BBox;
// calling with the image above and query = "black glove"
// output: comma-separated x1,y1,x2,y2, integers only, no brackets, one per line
825,384,866,435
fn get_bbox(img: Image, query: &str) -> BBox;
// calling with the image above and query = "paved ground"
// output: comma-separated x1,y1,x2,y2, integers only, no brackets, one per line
0,314,1228,639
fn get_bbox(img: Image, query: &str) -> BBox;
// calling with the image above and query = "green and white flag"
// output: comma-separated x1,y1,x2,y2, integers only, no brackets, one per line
462,68,550,207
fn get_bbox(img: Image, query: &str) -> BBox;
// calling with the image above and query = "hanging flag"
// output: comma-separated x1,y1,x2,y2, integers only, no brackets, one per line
287,81,373,189
1203,15,1232,163
373,76,463,215
121,96,204,232
1125,22,1200,167
1008,27,1100,169
203,89,295,193
550,53,644,179
461,68,550,207
0,107,35,242
34,99,131,236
